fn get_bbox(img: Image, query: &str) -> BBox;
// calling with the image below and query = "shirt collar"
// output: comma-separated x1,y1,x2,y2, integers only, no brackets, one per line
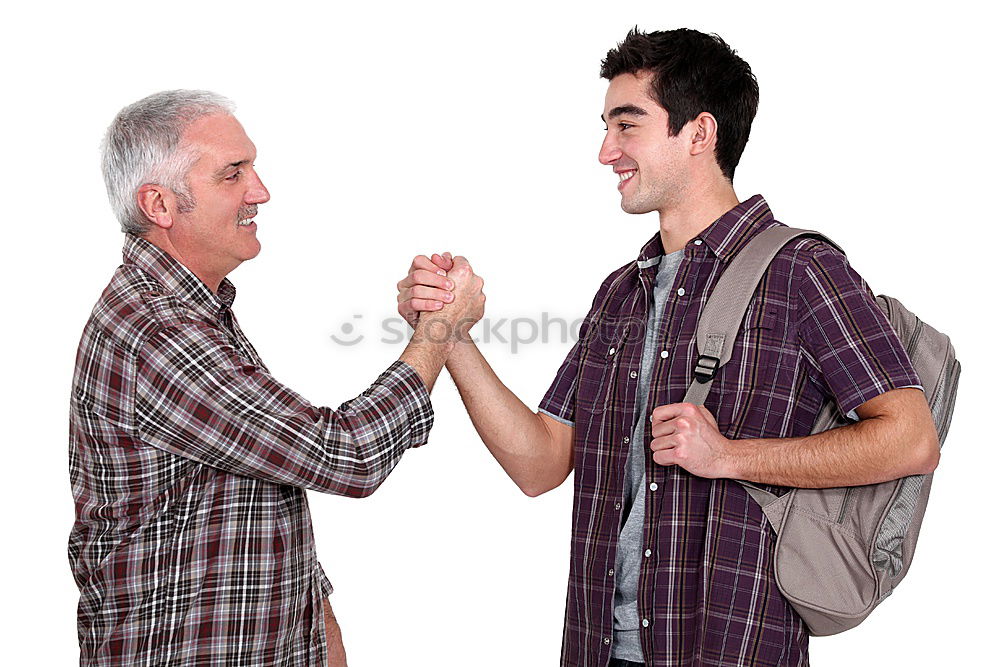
635,194,777,267
123,234,236,318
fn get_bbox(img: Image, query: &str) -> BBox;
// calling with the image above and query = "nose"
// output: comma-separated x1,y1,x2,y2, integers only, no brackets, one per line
246,170,270,205
598,131,622,165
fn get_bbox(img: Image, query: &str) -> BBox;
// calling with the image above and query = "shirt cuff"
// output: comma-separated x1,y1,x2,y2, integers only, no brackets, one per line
376,360,435,448
844,384,925,422
538,407,574,427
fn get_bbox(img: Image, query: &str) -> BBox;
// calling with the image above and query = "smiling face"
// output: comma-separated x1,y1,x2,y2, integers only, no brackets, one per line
598,71,691,215
167,113,270,286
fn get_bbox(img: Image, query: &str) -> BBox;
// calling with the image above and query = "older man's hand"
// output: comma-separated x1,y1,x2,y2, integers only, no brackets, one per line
398,253,485,342
396,253,455,328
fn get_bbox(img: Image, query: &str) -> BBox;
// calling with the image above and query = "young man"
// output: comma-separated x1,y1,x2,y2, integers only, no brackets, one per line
68,90,484,666
397,29,938,666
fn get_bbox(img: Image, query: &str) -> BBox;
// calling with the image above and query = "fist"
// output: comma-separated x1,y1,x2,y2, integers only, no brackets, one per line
441,256,486,337
397,252,486,339
397,253,456,329
648,403,735,479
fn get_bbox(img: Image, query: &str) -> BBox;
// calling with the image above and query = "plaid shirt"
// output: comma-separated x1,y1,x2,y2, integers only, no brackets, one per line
539,195,920,667
68,235,433,666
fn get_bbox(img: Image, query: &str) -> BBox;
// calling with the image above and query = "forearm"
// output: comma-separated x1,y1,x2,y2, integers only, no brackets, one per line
446,339,572,496
727,406,939,488
315,360,434,495
137,336,433,497
398,316,455,392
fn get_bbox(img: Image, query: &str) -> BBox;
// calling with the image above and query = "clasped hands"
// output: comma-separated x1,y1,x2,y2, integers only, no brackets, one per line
396,254,736,479
396,252,485,344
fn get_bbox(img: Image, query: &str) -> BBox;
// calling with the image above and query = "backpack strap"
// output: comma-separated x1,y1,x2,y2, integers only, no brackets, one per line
680,226,843,509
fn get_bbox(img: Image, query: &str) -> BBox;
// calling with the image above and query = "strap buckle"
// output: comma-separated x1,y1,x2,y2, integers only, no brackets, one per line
693,355,720,383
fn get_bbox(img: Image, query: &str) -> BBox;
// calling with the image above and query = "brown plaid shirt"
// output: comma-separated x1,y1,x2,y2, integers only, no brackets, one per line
540,195,921,666
68,234,433,666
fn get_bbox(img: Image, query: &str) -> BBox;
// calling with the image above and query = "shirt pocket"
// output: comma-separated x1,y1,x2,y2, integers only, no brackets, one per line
737,298,781,345
724,298,790,399
575,320,626,413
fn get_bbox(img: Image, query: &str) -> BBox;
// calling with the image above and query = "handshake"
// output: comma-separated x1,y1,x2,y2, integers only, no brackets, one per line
395,252,486,343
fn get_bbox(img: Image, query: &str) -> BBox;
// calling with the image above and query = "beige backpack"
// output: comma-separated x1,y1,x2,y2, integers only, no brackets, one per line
683,226,960,636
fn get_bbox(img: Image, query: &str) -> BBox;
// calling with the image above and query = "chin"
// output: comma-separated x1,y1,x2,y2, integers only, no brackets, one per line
621,199,656,215
239,239,262,261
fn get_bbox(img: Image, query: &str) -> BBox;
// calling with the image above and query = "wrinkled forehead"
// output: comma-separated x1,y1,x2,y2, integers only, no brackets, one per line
180,112,257,165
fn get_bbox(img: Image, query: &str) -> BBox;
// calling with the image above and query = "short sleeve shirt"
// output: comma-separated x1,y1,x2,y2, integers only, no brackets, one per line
539,195,921,667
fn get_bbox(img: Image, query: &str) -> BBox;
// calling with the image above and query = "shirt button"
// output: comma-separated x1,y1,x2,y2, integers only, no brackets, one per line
609,346,616,355
604,637,611,645
644,548,652,558
614,501,622,511
660,350,669,359
630,370,638,379
608,568,615,576
649,482,658,491
677,288,686,296
694,239,703,246
642,618,650,628
623,436,630,444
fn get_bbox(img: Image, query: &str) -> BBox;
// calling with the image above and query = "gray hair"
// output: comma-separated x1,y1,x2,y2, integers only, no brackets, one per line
101,90,236,235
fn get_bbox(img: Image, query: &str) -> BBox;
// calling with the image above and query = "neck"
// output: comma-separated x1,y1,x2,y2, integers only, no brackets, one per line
657,179,740,253
141,229,228,294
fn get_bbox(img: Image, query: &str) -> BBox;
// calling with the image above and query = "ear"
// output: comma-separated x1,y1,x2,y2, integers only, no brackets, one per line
137,184,175,231
688,112,719,158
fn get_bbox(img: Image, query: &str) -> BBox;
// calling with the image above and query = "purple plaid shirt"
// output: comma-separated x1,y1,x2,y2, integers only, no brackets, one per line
539,195,920,667
68,235,433,666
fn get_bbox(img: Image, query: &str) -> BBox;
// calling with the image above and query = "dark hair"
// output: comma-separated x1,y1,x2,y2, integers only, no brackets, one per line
600,28,758,181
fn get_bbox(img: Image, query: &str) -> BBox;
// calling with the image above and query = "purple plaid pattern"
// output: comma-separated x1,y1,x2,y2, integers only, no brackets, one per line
540,195,920,667
68,235,433,666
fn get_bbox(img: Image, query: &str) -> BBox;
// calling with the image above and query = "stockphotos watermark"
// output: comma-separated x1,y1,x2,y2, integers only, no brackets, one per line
330,313,652,353
330,313,590,353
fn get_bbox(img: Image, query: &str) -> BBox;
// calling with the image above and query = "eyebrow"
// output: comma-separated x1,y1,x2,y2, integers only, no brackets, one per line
213,159,251,179
601,104,649,123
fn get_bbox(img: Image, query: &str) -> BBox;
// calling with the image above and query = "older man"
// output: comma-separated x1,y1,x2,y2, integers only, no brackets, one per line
68,90,484,666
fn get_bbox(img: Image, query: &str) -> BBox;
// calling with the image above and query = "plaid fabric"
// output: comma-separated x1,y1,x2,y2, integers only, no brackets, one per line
68,234,433,666
539,195,921,667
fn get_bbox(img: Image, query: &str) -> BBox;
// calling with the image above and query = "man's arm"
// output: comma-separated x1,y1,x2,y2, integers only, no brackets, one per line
446,341,574,496
649,241,940,488
398,253,574,497
648,387,939,487
132,261,483,497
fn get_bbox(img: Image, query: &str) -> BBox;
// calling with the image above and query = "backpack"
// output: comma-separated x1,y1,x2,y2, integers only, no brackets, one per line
681,226,960,636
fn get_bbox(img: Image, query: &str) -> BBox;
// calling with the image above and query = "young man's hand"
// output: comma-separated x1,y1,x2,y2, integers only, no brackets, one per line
649,403,736,479
399,252,484,342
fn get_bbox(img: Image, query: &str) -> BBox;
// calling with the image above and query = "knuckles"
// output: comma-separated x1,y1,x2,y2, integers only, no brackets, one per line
400,255,486,321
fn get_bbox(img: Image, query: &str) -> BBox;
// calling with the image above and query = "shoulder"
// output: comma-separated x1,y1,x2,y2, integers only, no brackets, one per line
765,230,865,297
767,232,885,336
591,258,638,307
772,232,847,273
84,265,220,356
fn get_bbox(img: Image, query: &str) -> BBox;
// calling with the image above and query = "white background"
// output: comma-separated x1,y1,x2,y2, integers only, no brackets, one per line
2,1,996,664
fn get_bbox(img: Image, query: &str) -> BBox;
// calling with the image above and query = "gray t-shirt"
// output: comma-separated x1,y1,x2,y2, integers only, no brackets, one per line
612,249,684,661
